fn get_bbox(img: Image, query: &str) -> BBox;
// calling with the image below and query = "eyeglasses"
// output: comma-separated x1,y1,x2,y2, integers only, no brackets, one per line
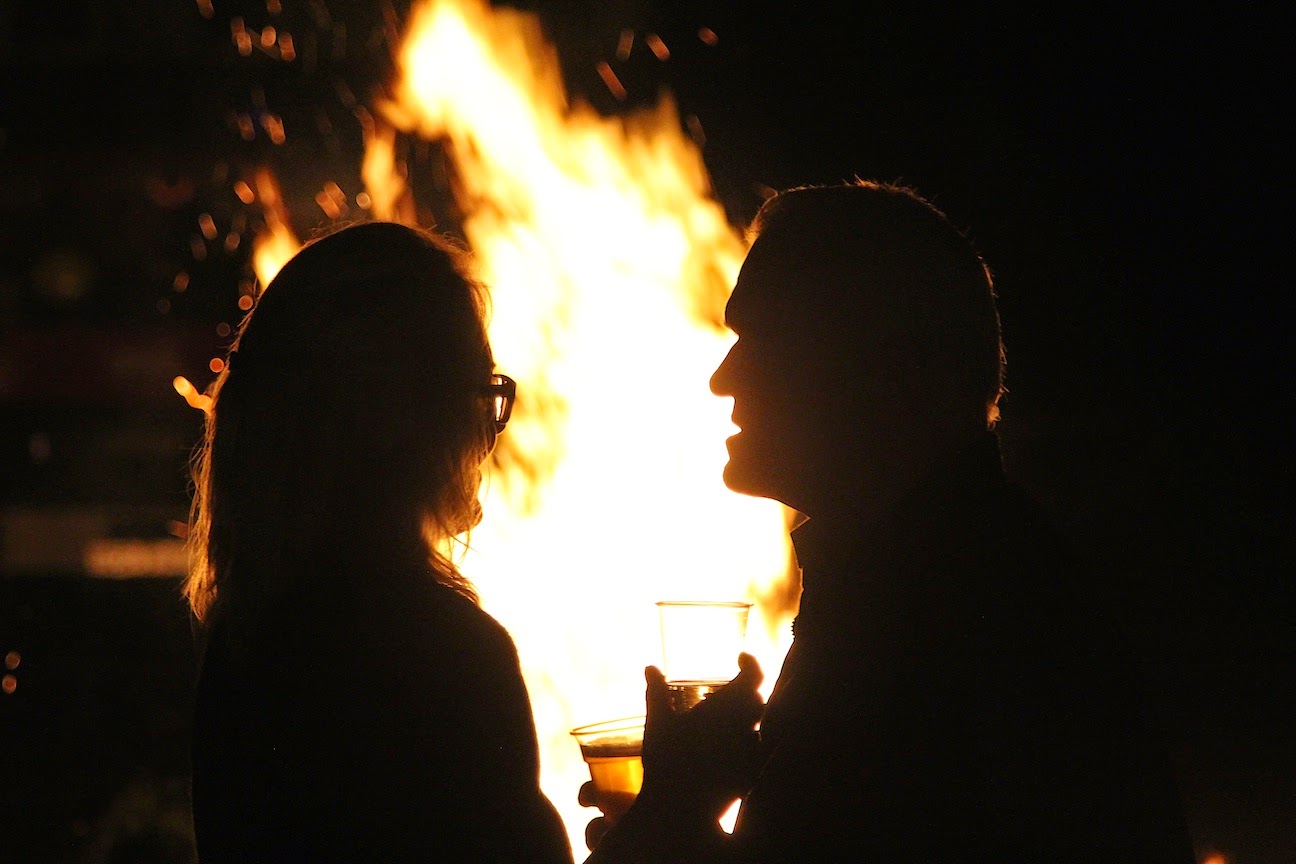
485,373,516,434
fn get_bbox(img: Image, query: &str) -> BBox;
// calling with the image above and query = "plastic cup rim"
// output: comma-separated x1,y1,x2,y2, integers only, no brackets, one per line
654,599,753,609
569,715,646,738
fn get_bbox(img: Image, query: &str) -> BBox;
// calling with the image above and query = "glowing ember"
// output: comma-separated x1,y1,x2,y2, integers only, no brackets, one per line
644,32,670,61
616,29,634,62
239,0,796,851
173,376,212,413
595,60,628,102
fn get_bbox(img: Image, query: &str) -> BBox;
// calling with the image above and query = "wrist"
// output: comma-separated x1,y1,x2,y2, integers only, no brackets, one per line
592,806,727,864
634,788,717,823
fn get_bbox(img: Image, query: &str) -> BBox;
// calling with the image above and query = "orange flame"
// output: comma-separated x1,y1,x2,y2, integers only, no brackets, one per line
250,168,300,289
244,0,796,851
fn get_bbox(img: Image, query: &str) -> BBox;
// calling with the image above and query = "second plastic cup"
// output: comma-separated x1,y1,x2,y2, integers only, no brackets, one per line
570,715,645,821
656,600,752,711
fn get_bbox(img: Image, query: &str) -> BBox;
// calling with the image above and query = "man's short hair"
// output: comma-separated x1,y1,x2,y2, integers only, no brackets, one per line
750,180,1005,426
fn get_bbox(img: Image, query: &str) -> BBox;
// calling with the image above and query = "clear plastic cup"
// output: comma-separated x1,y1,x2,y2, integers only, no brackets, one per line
656,600,752,710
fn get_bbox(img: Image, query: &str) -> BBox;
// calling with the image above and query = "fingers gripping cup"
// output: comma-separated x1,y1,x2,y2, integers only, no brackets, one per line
570,715,645,822
656,600,752,711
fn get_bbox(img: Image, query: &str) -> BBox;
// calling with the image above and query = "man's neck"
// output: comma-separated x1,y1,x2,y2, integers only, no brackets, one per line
791,430,1006,573
804,429,1001,525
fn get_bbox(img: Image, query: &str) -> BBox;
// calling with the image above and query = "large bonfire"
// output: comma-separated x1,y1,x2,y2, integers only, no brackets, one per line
215,0,797,852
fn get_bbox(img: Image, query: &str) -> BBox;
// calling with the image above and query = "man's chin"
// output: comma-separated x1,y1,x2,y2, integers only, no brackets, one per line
721,458,775,501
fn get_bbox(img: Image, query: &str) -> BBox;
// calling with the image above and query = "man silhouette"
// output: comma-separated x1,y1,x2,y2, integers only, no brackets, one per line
588,180,1195,863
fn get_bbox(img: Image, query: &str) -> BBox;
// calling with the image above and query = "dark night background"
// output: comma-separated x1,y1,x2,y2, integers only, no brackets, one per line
1,2,1291,862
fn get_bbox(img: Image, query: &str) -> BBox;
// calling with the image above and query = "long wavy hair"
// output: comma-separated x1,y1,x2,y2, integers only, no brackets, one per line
184,221,496,626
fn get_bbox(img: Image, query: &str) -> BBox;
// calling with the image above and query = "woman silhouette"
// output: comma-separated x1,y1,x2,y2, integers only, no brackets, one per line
185,222,572,863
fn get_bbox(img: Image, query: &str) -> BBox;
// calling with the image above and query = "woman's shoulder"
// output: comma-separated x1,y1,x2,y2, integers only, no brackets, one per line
356,573,518,666
411,575,508,634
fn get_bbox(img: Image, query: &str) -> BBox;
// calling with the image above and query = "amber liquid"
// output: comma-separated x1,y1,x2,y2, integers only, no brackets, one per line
666,679,729,711
579,737,643,819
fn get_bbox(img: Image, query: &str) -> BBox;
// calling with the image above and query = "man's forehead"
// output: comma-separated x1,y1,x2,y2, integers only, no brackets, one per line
726,233,837,331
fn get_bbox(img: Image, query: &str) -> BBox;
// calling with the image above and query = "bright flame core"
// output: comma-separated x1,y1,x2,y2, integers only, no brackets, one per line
252,0,796,852
250,168,300,287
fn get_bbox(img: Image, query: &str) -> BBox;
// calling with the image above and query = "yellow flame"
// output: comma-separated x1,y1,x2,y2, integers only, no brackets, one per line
245,0,797,852
384,1,794,850
359,116,416,224
250,168,300,289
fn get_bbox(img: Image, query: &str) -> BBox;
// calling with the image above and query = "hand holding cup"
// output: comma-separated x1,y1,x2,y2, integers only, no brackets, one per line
638,651,765,822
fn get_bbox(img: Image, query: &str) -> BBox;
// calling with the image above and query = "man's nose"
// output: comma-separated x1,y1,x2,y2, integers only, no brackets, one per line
710,344,737,396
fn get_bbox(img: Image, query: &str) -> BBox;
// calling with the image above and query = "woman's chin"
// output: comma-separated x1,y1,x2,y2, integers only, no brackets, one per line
439,499,484,540
464,499,485,532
